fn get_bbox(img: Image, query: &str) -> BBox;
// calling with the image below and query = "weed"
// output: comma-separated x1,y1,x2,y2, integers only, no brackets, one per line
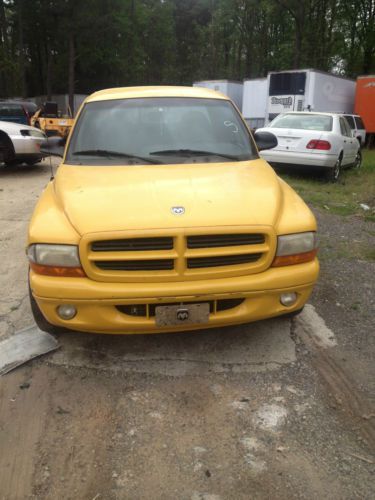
279,150,375,218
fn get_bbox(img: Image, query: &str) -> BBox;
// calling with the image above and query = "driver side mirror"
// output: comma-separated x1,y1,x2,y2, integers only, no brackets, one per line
254,131,278,151
40,136,66,158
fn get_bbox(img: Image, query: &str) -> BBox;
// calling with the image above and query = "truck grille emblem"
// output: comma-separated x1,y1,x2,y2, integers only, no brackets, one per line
171,206,185,215
176,308,189,321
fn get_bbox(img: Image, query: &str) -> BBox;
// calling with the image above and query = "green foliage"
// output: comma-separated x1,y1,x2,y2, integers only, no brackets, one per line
280,149,375,218
0,0,374,97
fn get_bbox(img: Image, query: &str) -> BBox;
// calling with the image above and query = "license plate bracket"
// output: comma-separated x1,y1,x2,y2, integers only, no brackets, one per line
155,303,210,327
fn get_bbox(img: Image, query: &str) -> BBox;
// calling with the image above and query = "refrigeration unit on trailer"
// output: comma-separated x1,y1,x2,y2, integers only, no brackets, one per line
193,80,243,110
267,69,355,123
355,75,375,134
242,78,268,129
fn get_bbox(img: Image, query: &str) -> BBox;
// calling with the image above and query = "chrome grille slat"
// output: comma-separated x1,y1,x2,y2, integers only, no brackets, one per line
187,233,265,248
92,237,173,252
187,253,262,269
95,259,174,271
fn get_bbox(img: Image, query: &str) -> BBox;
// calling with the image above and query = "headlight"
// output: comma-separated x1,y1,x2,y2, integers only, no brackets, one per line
272,232,318,267
27,244,80,266
20,129,45,138
27,244,85,277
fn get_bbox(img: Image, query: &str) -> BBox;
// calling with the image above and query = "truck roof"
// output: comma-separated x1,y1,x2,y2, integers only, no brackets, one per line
194,80,243,85
278,111,346,117
86,86,229,103
267,68,355,83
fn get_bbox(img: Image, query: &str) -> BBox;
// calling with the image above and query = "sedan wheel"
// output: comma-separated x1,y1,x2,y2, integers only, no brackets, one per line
353,150,362,169
327,157,341,182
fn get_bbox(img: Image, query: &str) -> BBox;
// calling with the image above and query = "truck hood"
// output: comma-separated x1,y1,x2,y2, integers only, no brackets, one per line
54,159,283,235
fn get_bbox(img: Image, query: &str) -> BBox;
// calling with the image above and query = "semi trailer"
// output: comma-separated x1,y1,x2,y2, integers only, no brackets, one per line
266,69,355,123
242,78,268,129
193,80,243,110
355,75,375,135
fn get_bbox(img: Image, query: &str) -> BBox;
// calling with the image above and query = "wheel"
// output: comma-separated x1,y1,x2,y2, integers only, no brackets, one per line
353,150,362,170
0,133,15,165
326,156,341,182
29,283,64,336
4,159,18,167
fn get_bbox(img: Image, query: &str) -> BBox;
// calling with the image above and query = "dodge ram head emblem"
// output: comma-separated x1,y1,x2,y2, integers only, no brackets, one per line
176,308,189,321
171,206,185,215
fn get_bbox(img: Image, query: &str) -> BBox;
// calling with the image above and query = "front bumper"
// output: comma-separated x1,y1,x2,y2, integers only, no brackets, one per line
30,259,319,334
10,134,44,156
260,150,337,168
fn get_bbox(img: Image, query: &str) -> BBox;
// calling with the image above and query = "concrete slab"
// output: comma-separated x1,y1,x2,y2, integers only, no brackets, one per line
50,317,296,376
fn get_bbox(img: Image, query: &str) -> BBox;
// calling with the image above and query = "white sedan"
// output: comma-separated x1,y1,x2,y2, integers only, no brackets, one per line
0,120,46,167
257,112,361,181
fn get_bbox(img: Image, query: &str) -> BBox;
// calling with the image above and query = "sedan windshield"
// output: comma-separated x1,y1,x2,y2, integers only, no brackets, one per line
65,97,257,165
270,113,333,131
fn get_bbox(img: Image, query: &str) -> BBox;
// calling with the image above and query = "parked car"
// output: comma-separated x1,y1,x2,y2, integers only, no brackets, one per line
27,86,319,336
257,112,361,181
0,100,38,126
342,114,366,146
0,120,46,166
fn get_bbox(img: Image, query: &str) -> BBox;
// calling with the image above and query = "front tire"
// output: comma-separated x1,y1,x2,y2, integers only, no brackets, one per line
29,284,63,336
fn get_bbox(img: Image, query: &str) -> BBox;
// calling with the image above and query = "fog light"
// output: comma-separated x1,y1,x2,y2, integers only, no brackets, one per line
57,304,77,320
280,292,297,307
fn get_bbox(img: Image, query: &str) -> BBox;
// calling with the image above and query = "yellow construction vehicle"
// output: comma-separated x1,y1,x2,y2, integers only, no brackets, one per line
31,101,74,138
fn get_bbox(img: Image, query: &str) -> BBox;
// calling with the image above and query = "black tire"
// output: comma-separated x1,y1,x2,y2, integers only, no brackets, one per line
282,306,304,318
26,159,42,166
353,149,362,170
0,132,15,165
326,156,341,182
29,284,64,335
4,159,18,167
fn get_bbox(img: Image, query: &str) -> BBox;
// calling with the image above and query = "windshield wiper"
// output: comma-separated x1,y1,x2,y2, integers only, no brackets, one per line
72,149,161,164
149,149,241,160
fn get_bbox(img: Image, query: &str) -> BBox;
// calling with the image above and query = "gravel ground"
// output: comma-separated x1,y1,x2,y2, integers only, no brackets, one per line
0,161,374,500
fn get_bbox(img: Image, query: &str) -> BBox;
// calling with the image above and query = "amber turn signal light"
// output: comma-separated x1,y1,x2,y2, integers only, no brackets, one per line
30,262,86,277
271,249,318,267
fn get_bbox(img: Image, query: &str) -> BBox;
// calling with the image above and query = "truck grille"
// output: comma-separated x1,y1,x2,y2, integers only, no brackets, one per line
80,228,274,282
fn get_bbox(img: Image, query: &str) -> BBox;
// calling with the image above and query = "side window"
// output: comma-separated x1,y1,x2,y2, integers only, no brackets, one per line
344,115,355,129
339,118,351,137
344,119,352,137
355,116,365,129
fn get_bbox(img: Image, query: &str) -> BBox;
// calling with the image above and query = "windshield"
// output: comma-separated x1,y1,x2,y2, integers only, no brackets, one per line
270,113,333,131
65,97,257,165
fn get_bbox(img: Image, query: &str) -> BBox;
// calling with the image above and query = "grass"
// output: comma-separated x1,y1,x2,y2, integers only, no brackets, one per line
279,149,375,219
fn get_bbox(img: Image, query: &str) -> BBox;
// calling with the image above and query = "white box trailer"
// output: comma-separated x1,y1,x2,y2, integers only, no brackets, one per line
266,69,355,123
193,80,243,110
242,78,268,129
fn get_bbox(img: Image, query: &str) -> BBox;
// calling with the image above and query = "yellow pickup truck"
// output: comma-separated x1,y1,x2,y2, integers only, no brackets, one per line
27,86,318,335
